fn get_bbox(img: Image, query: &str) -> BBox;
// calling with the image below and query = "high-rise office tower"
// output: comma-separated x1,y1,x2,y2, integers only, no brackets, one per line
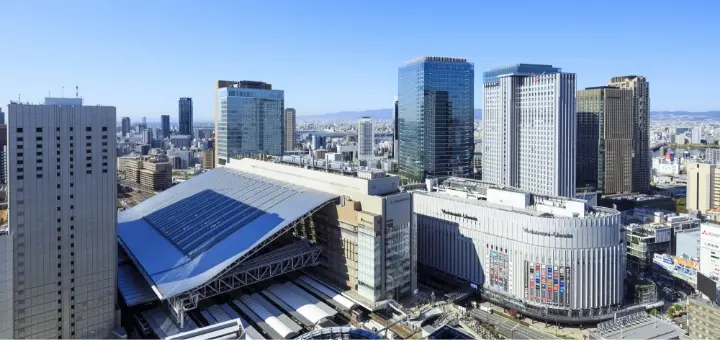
161,114,170,139
358,117,374,161
142,128,153,145
392,96,398,159
138,116,147,133
607,76,650,193
179,97,193,137
687,162,720,212
121,116,131,136
577,86,633,194
482,64,576,197
0,107,5,124
3,98,117,338
215,81,284,165
692,127,702,144
0,124,6,184
284,108,296,152
398,57,474,181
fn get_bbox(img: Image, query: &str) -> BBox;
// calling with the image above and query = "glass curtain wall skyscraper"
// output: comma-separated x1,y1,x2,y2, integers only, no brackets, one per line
161,114,170,139
397,57,474,181
482,64,576,197
215,81,284,165
178,97,193,137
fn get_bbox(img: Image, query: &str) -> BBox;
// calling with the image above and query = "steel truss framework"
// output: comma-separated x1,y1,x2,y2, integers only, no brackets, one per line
166,198,337,327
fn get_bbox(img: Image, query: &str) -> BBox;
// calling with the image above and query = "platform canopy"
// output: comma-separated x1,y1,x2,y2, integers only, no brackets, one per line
118,167,338,300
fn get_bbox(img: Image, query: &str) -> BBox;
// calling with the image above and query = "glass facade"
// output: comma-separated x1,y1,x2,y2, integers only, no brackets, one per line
398,57,474,181
216,87,284,163
178,97,193,136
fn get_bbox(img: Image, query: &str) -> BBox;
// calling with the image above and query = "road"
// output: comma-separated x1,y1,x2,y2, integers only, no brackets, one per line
469,309,558,339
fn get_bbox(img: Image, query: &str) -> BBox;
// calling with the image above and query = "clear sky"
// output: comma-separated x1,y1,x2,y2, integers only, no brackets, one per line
1,0,718,122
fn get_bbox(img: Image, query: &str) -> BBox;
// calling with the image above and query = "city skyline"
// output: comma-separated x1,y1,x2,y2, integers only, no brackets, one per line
2,1,719,121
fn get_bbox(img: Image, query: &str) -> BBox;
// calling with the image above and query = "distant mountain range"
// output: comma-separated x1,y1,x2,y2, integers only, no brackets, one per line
297,109,720,121
298,109,483,121
650,111,720,120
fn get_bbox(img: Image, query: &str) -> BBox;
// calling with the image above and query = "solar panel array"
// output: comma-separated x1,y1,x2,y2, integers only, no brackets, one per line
143,168,301,256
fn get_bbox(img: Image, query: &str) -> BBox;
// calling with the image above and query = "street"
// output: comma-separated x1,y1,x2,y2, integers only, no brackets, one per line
470,309,559,339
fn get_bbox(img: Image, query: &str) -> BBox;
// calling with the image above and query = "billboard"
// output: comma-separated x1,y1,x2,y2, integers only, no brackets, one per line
653,253,698,285
697,272,718,301
525,260,571,307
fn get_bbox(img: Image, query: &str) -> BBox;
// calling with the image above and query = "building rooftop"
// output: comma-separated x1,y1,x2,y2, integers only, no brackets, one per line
118,166,338,299
404,56,468,65
591,313,683,339
417,177,618,219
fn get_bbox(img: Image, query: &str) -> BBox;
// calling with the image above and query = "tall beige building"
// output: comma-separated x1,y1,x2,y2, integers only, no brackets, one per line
576,86,633,194
687,162,720,212
607,76,650,193
200,149,215,170
284,108,296,152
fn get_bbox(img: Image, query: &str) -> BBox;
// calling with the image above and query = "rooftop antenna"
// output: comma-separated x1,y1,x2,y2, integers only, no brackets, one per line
62,86,65,97
76,85,78,98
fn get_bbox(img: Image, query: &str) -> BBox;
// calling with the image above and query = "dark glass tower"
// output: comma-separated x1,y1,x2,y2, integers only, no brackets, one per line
398,57,474,181
179,97,193,137
161,114,170,139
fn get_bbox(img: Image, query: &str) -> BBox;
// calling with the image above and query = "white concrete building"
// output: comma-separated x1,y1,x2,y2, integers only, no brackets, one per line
357,117,373,161
692,127,703,144
2,98,117,338
284,108,296,152
413,177,624,322
483,65,576,197
700,223,720,281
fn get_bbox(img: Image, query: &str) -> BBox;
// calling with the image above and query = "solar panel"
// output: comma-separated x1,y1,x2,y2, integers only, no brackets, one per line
142,169,301,256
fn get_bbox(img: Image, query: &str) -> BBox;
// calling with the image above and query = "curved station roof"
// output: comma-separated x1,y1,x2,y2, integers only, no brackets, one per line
118,167,337,299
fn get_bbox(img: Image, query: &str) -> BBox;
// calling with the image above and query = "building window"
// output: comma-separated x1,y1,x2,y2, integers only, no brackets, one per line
36,128,42,133
102,127,107,132
85,127,91,132
16,128,23,133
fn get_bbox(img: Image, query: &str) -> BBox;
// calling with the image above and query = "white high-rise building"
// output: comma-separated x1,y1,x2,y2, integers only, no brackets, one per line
482,64,577,197
284,108,296,152
358,116,374,161
1,98,117,338
692,127,702,144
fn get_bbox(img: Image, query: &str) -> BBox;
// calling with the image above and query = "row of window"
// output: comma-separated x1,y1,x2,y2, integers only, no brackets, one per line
16,126,108,133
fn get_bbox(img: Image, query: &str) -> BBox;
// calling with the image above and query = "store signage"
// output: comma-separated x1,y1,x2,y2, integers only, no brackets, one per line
523,228,573,238
441,209,477,221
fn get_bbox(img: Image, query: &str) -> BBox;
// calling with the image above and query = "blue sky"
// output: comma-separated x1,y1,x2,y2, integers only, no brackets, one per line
1,0,718,122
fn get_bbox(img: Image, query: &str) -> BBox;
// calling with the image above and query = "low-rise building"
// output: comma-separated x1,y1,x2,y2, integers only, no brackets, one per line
120,154,172,191
200,149,214,169
626,223,672,273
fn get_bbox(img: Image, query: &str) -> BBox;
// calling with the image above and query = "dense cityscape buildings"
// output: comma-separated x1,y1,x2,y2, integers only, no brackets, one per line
3,98,117,338
607,76,651,193
397,57,474,181
178,97,193,137
576,86,634,194
6,39,720,340
284,108,296,151
215,81,284,165
482,64,576,197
